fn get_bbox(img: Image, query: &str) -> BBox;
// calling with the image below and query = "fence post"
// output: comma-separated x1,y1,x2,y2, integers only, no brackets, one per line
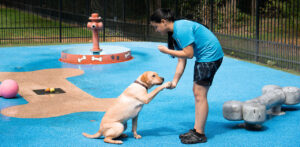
175,0,178,18
123,0,126,40
210,0,213,31
146,0,150,41
123,0,125,22
86,0,90,43
255,0,259,61
103,0,106,42
59,0,62,43
86,0,90,16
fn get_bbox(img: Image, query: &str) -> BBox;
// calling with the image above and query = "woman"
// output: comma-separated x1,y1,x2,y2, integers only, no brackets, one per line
150,8,224,144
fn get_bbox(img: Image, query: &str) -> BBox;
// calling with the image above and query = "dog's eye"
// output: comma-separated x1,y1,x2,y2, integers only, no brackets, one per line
152,75,156,77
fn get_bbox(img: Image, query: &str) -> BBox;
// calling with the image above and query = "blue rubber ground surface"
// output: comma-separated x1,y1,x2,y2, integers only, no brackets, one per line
0,42,300,147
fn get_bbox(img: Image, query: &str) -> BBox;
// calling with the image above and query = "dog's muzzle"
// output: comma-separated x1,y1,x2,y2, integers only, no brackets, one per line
159,77,164,85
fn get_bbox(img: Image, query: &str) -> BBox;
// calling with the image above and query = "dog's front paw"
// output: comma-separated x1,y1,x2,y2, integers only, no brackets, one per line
163,81,172,88
134,134,142,139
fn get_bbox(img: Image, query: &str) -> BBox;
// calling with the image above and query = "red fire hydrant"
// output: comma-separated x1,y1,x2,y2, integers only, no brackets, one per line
87,13,103,54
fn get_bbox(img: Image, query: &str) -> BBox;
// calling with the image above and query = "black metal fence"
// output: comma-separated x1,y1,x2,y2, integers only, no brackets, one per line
0,0,299,72
0,0,149,44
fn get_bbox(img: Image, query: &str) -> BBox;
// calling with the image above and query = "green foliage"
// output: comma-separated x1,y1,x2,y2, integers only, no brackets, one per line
260,0,298,18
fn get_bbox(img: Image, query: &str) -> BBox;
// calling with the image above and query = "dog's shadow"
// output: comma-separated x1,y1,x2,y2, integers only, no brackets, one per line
132,121,235,138
126,127,176,137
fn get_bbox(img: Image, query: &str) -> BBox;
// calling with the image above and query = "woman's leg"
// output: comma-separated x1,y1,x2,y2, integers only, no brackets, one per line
193,82,210,134
179,82,209,144
180,58,222,144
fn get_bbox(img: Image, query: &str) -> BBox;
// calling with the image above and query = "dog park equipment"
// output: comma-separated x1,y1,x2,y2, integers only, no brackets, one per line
0,79,19,98
59,13,133,64
87,13,103,54
223,85,300,126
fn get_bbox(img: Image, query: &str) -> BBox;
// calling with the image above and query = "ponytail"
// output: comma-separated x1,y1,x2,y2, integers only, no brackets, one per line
168,31,177,58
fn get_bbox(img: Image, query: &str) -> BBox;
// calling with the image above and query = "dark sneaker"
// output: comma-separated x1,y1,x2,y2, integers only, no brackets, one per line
180,129,207,144
179,129,196,139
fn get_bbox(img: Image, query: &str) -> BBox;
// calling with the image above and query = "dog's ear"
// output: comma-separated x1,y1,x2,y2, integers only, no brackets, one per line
140,73,148,84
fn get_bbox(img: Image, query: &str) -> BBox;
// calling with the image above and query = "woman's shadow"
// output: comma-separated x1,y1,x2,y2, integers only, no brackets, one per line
133,127,177,137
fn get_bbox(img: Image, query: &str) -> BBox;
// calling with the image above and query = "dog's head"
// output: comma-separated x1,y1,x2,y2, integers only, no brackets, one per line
140,71,164,88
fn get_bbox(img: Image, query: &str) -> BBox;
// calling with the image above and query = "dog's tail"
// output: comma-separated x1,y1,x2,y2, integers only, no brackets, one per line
82,131,102,139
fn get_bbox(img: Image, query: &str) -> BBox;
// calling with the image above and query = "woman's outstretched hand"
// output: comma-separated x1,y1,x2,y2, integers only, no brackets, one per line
158,45,169,54
162,81,172,89
167,81,177,89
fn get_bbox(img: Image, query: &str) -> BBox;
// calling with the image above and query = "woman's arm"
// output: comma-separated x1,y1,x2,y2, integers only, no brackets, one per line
169,57,187,89
158,44,194,59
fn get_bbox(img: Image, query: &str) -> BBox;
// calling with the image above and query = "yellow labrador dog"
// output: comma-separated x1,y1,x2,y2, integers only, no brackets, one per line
82,71,171,144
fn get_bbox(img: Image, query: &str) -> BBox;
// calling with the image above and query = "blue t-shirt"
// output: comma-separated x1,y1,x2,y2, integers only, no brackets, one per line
172,20,224,62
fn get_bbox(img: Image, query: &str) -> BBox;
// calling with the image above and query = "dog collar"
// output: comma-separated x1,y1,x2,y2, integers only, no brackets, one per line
134,80,148,90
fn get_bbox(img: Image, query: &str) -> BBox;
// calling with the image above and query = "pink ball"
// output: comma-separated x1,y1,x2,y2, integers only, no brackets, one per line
0,79,19,99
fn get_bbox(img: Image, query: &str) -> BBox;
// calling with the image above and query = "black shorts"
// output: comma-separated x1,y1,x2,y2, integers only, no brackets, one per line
194,58,223,86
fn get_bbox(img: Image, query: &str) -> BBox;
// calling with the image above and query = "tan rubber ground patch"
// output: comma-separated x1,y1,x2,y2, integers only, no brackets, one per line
0,68,115,118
